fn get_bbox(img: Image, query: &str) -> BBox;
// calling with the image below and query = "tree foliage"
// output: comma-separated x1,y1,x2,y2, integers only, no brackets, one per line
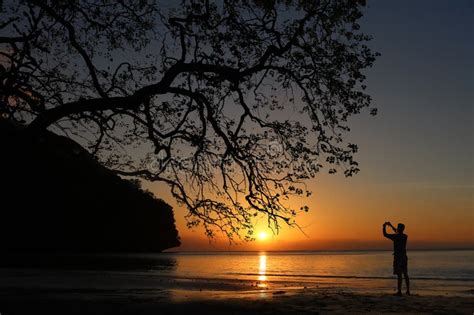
0,0,378,240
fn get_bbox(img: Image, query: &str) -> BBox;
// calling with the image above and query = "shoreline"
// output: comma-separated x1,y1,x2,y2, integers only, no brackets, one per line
1,269,473,314
1,250,472,313
2,267,473,296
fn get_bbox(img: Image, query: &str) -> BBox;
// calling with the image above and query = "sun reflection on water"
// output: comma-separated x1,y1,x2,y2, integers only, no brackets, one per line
257,253,267,288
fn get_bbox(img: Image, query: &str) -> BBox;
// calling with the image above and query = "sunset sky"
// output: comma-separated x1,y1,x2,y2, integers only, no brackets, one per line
144,0,473,251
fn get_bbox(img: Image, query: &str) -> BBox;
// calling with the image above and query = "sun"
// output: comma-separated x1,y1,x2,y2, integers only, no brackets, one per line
258,231,268,241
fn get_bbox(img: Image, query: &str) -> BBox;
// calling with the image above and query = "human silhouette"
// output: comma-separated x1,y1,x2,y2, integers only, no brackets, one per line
383,222,410,296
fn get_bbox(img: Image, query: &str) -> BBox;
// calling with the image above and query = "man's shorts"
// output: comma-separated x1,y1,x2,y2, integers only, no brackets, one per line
393,255,408,275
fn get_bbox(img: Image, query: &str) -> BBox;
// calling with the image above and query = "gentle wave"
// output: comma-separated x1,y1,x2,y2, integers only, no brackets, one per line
226,272,474,282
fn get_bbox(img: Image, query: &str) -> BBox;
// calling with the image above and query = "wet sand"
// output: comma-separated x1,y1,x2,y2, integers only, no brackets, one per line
1,274,473,315
1,286,473,314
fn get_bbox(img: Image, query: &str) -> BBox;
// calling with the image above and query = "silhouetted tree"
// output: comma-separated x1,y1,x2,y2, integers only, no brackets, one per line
0,0,378,240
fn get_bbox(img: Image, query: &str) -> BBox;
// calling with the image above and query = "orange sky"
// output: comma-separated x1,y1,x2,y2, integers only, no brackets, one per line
142,2,473,252
144,167,473,251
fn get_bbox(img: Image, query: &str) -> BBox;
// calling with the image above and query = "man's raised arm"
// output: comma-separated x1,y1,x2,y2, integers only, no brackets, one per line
383,222,395,240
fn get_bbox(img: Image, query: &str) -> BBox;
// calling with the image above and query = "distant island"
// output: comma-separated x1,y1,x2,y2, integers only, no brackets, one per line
0,121,180,252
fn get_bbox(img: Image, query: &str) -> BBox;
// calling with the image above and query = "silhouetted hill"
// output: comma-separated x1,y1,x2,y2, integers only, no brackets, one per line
0,121,180,252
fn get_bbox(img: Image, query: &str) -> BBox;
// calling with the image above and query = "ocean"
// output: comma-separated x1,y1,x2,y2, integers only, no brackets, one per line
1,250,473,298
165,250,474,281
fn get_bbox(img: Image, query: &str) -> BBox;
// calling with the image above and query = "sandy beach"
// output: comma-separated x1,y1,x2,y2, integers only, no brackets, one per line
1,266,473,315
1,284,473,314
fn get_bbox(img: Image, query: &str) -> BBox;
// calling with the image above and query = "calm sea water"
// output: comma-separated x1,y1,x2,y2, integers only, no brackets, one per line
163,250,474,281
1,250,473,296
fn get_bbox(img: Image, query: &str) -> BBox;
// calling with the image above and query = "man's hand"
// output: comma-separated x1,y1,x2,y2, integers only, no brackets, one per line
386,222,397,232
382,221,391,238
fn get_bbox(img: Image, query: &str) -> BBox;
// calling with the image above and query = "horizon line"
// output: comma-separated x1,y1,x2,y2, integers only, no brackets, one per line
164,247,474,253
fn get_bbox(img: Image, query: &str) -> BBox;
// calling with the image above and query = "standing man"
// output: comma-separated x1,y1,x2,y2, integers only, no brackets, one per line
383,222,410,296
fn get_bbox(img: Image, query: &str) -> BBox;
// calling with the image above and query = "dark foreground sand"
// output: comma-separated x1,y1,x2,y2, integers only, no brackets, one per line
1,286,473,314
1,264,473,314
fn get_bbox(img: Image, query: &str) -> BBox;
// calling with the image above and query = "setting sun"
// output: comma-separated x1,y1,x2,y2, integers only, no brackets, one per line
258,232,268,241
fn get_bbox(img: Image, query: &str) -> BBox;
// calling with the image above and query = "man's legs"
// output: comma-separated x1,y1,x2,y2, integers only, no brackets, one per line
396,272,402,295
403,271,410,295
